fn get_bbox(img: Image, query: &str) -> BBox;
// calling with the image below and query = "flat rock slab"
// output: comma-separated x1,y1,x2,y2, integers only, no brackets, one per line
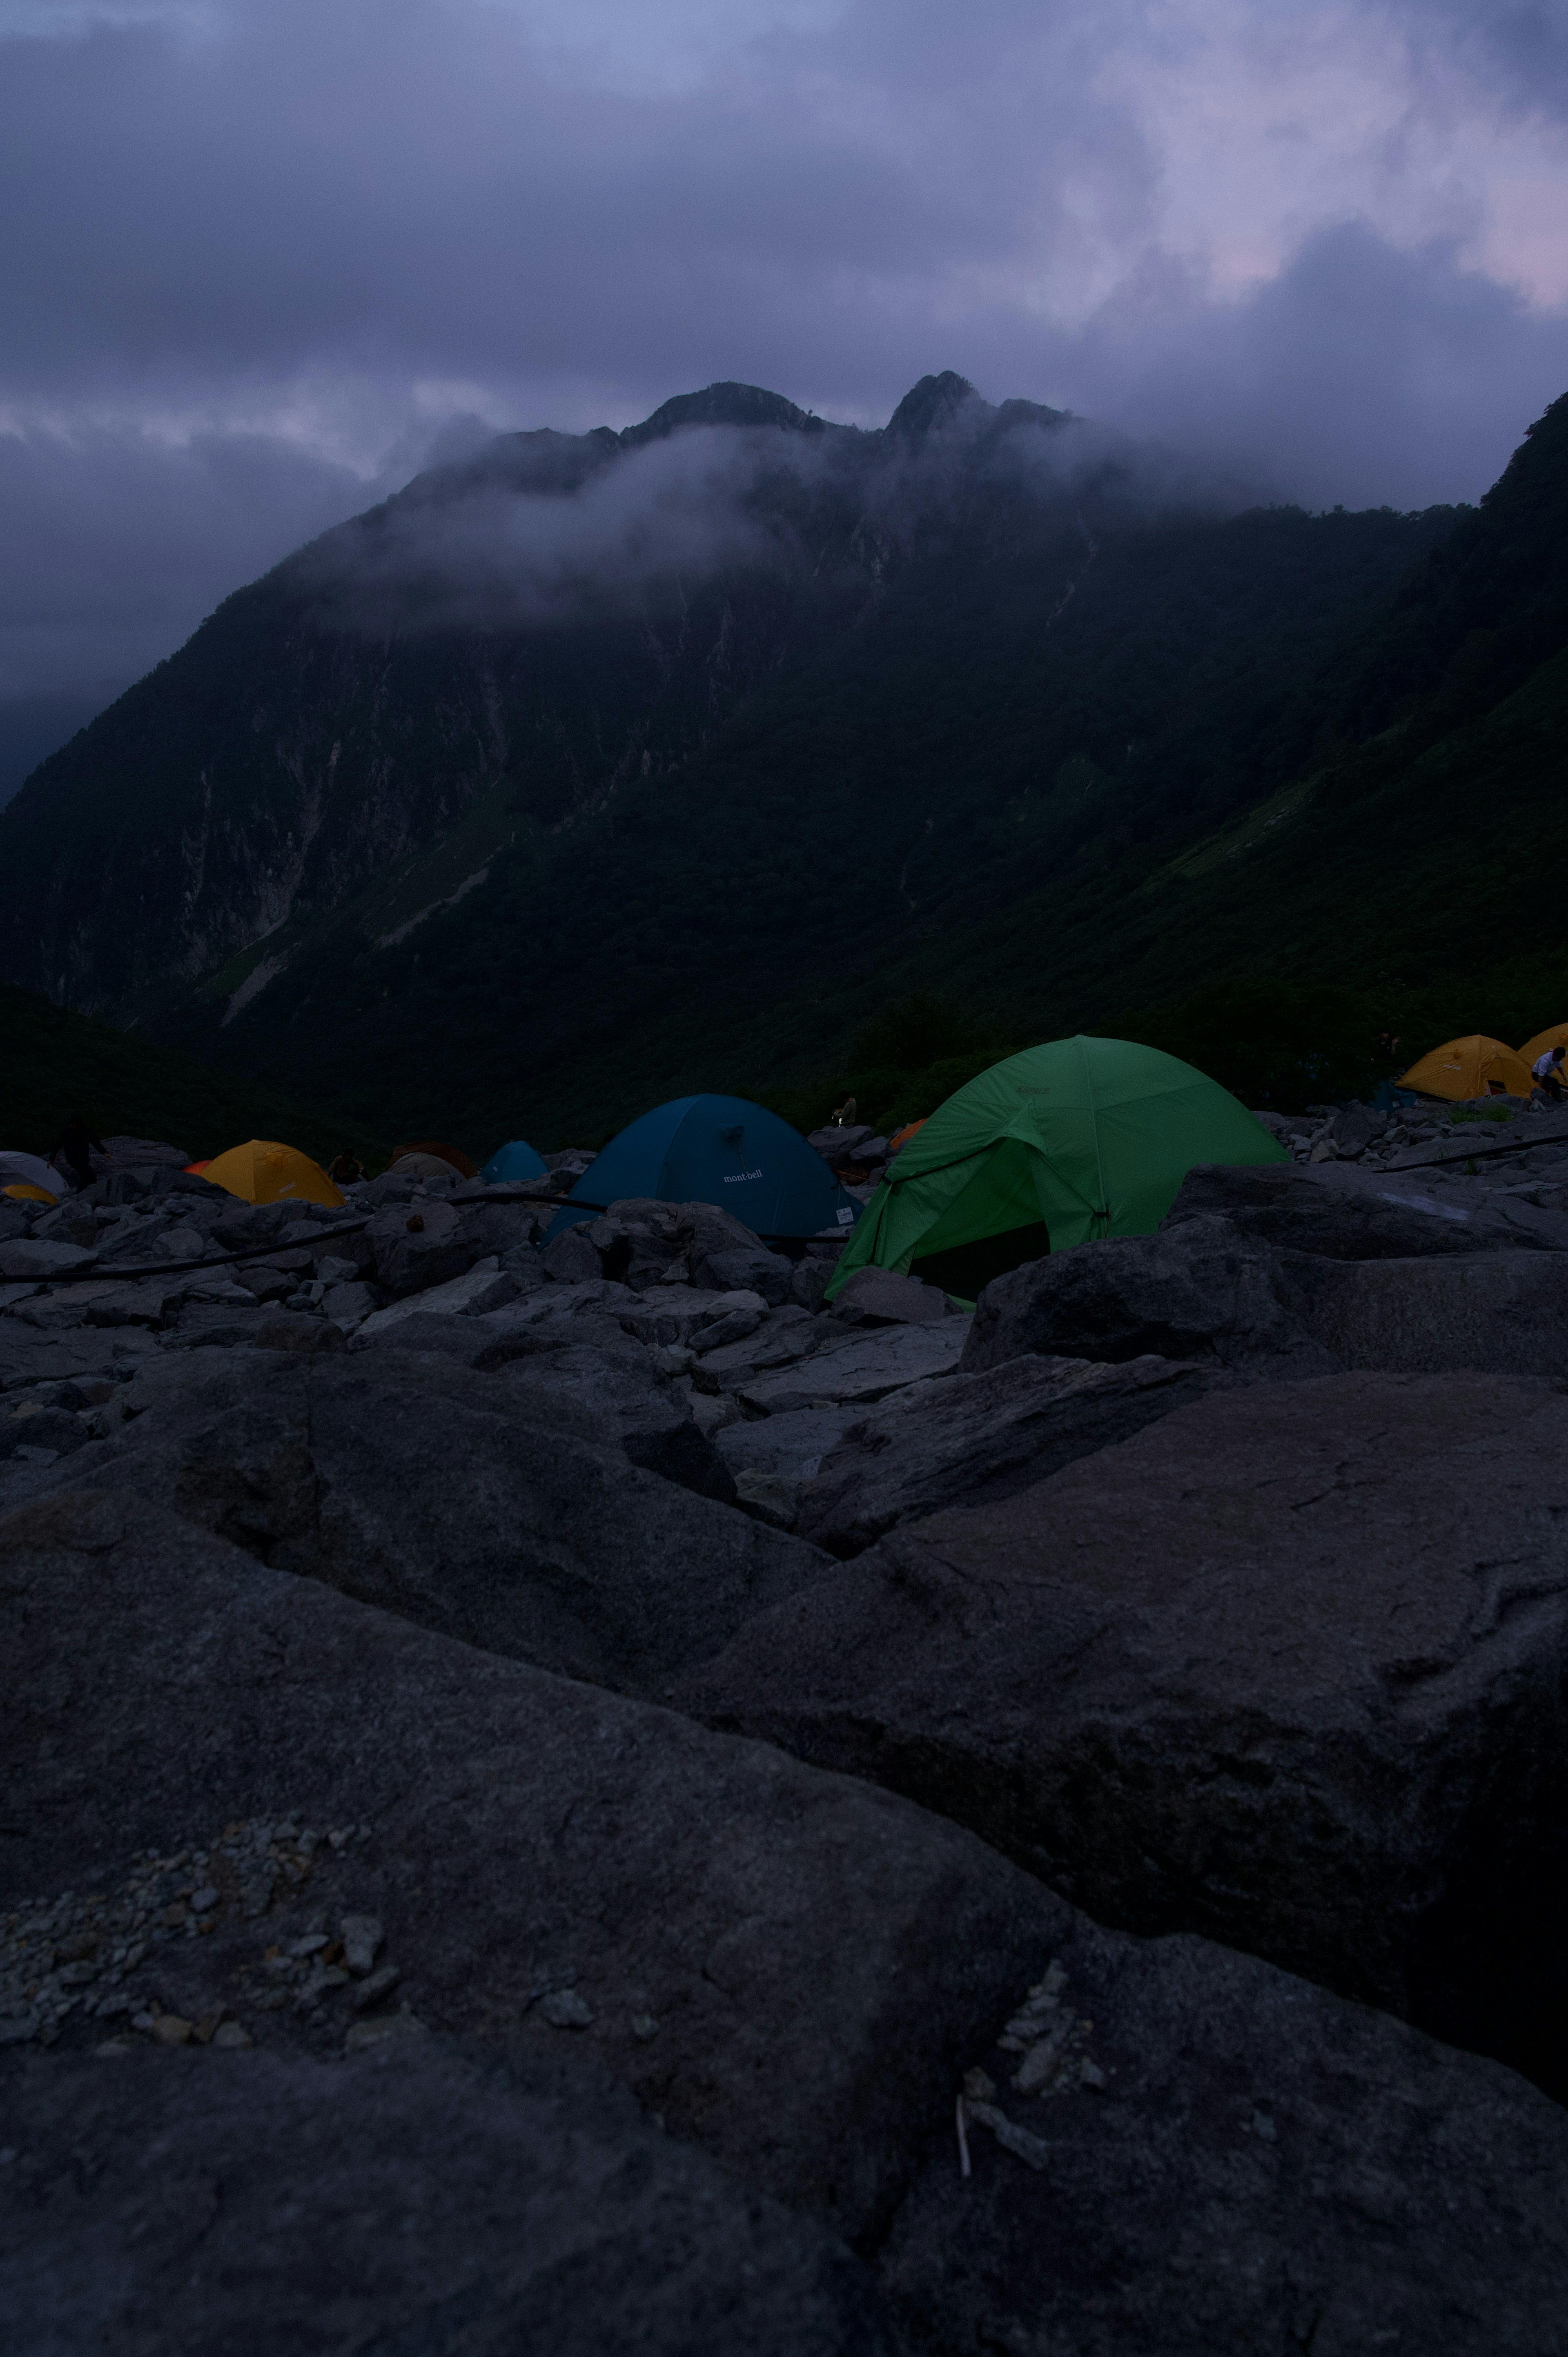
354,1258,515,1338
25,1346,815,1693
0,2043,893,2357
0,1326,155,1396
797,1352,1231,1556
718,1405,866,1479
1168,1157,1568,1258
0,1489,1067,2243
679,1371,1568,2097
740,1318,971,1414
0,1240,94,1277
832,1267,950,1325
878,1926,1568,2357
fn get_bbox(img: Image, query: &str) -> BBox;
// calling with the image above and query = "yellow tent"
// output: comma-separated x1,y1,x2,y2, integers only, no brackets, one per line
3,1183,56,1205
201,1139,345,1208
1399,1035,1533,1102
1517,1023,1568,1076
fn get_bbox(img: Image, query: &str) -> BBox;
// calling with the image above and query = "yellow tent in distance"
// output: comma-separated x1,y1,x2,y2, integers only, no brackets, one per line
201,1139,345,1208
1517,1023,1568,1075
1399,1035,1533,1102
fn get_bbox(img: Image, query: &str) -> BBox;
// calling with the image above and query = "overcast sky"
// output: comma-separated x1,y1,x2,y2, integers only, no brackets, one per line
3,0,1567,763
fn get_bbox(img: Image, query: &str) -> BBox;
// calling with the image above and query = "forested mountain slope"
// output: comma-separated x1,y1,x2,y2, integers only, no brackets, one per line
7,370,1553,1145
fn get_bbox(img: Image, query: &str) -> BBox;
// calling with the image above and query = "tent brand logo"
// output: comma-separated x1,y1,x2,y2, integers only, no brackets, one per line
723,1168,763,1184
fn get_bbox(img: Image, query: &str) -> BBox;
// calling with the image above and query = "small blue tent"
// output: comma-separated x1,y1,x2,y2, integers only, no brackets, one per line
546,1095,860,1241
481,1138,549,1185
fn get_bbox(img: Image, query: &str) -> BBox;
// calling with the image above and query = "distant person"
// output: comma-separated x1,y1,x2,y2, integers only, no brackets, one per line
48,1115,104,1192
1532,1044,1566,1104
831,1096,858,1127
1376,1030,1401,1066
327,1150,365,1186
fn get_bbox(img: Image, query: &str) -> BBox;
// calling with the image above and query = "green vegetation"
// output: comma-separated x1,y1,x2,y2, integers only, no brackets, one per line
1097,981,1393,1111
0,986,385,1167
761,995,1025,1137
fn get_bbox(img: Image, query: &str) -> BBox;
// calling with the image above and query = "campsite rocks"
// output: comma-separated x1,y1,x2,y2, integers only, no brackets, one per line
716,1405,866,1480
320,1279,377,1329
677,1371,1568,2097
495,1346,737,1502
354,1259,516,1339
576,1199,788,1295
808,1124,875,1171
880,1927,1568,2357
1329,1100,1389,1154
0,1328,157,1399
254,1313,349,1354
365,1199,475,1297
789,1255,838,1313
694,1244,793,1304
0,1489,1067,2241
795,1353,1232,1556
733,1319,970,1415
0,1400,91,1461
541,1225,601,1284
25,1345,815,1692
233,1263,296,1304
0,1240,94,1279
456,1200,543,1261
831,1267,950,1325
0,2044,895,2357
1167,1157,1568,1259
961,1215,1335,1377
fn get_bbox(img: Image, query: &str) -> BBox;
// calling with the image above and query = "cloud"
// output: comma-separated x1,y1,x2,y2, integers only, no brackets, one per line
0,415,392,701
1,0,1566,714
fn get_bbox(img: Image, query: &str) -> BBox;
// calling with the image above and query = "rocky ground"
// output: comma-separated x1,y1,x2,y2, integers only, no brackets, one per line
4,1106,1568,2351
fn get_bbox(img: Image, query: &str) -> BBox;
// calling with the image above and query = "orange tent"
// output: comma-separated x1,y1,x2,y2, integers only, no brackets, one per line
1399,1036,1533,1102
201,1140,345,1208
888,1120,928,1154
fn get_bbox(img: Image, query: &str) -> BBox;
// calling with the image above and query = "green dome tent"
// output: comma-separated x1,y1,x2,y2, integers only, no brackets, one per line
826,1035,1287,1301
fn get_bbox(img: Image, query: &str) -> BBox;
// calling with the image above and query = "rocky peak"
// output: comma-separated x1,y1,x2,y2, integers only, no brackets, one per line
884,371,989,440
619,382,827,446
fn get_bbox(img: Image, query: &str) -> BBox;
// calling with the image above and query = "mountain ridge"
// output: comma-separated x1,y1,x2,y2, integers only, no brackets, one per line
7,373,1561,1148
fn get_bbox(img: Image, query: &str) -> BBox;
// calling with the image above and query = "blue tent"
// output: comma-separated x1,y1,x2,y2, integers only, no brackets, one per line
546,1095,861,1241
480,1138,549,1185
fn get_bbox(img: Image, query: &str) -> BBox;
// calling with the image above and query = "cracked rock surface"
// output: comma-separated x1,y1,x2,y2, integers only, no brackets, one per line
678,1368,1568,2099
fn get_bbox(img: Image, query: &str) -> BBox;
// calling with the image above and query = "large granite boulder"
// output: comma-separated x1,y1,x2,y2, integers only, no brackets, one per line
1281,1248,1568,1378
878,1924,1568,2357
8,1493,1568,2344
22,1347,815,1692
0,1488,1067,2243
1,2042,893,2357
960,1216,1332,1377
678,1370,1568,2098
796,1352,1231,1556
965,1206,1568,1384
